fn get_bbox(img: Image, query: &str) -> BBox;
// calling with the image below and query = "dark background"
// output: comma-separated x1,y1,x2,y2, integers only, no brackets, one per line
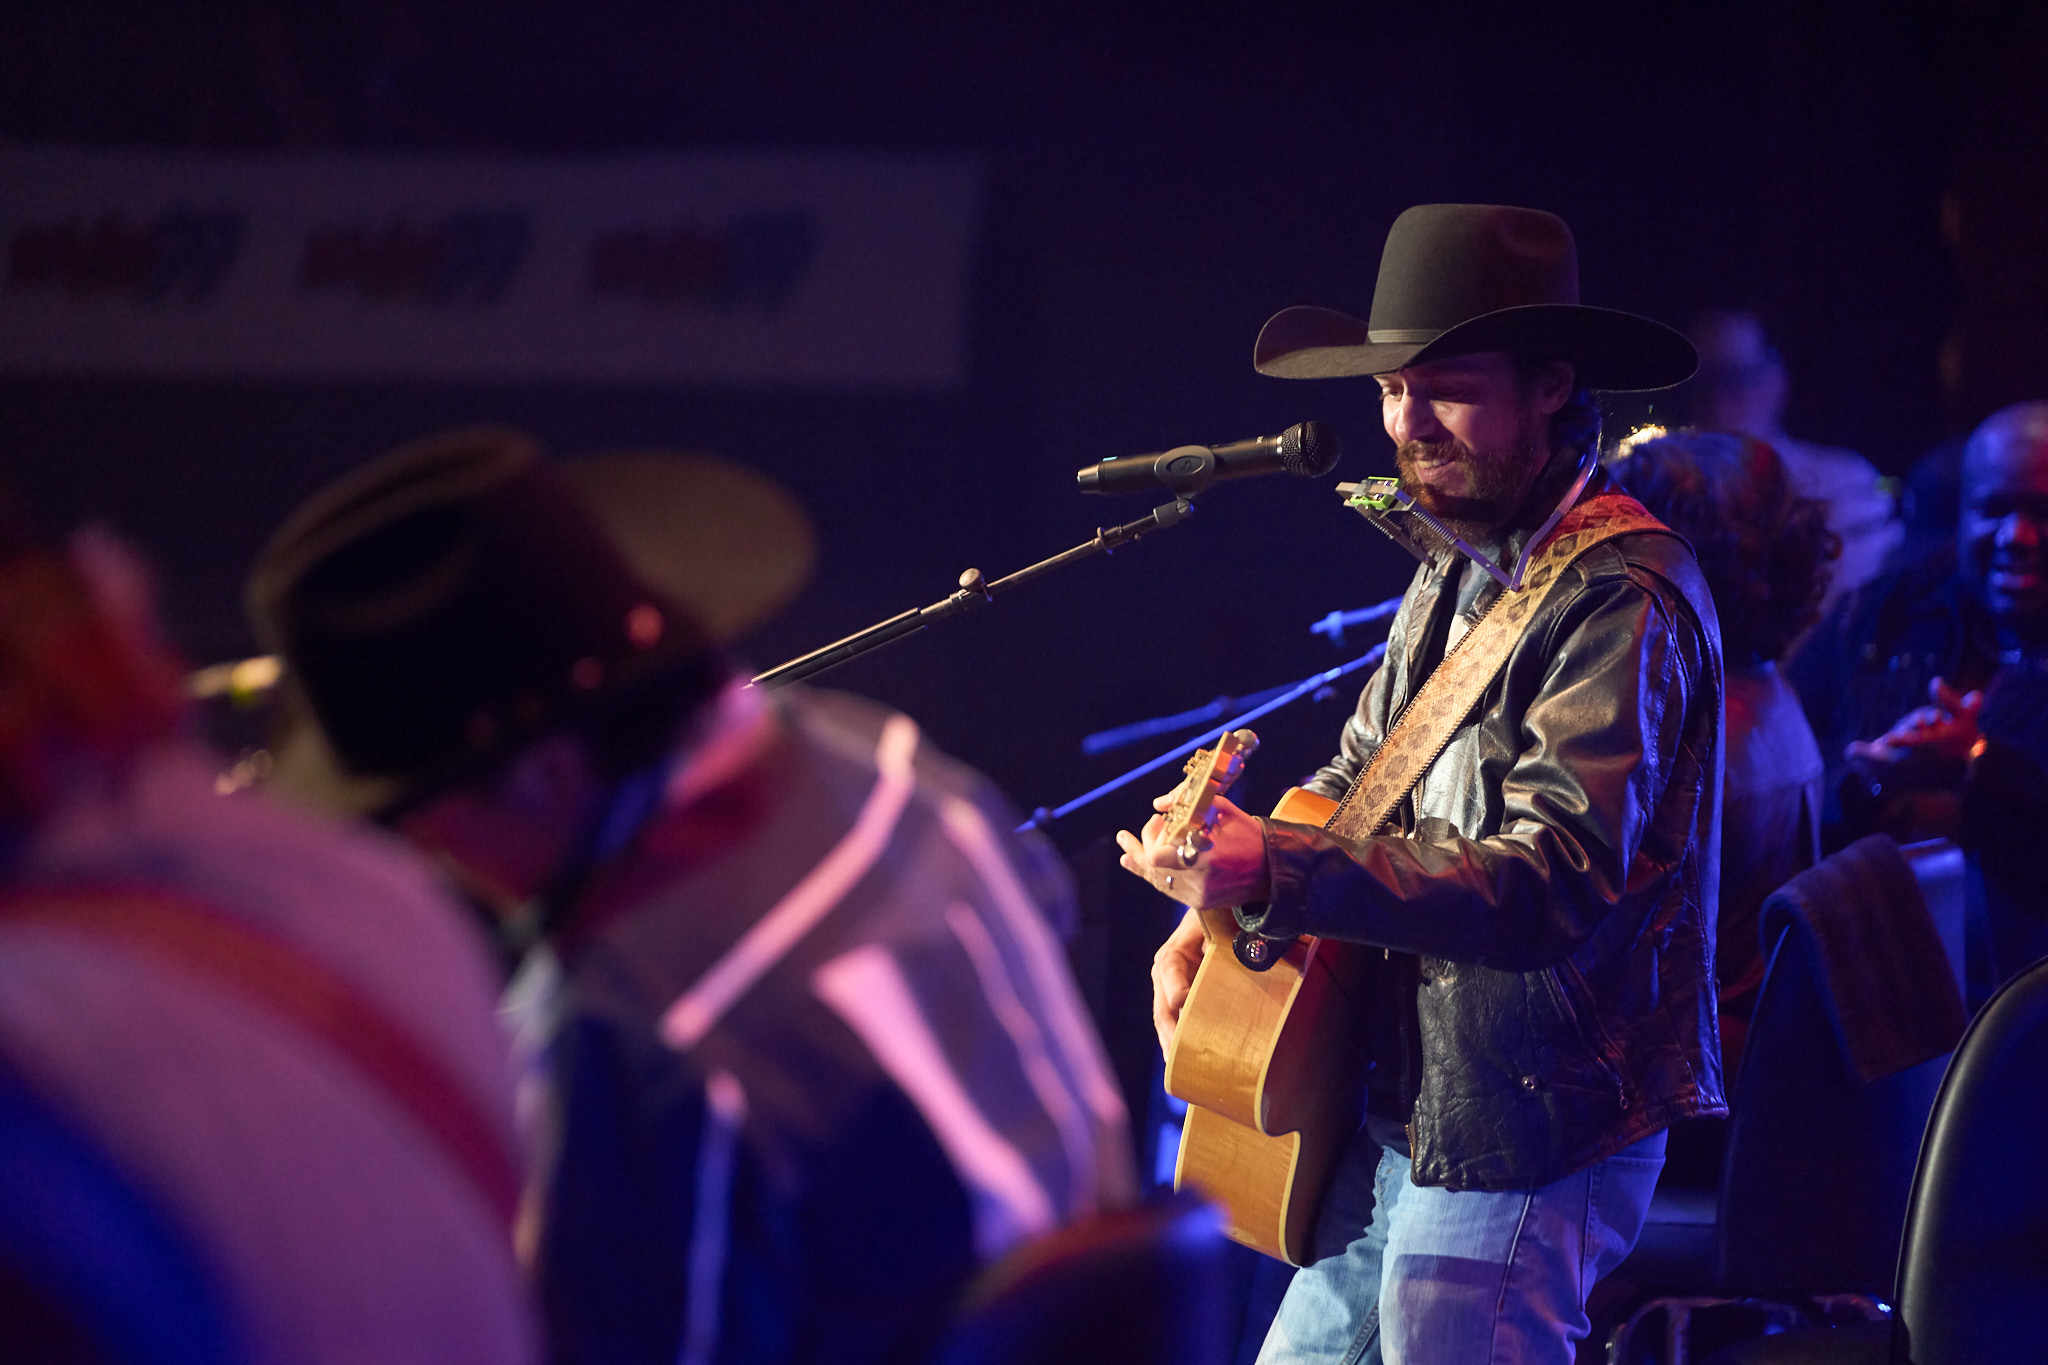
6,0,2047,1140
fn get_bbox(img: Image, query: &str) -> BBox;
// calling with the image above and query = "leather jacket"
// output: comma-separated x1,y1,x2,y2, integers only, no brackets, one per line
1237,469,1727,1191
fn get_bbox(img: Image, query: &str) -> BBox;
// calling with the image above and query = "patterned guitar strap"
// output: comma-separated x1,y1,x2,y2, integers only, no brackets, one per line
1323,489,1669,844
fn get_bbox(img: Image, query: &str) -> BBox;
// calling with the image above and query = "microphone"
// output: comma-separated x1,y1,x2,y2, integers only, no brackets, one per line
1076,421,1339,495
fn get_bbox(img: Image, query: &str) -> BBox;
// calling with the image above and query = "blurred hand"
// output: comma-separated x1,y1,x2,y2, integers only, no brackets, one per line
1846,676,1984,768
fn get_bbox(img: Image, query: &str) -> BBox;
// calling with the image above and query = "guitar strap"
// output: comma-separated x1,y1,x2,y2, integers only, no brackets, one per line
1324,489,1669,843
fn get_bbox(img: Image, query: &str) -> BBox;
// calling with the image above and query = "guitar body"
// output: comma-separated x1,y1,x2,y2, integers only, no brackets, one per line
1163,786,1376,1266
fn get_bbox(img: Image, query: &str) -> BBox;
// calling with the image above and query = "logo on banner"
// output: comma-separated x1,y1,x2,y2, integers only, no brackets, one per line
300,212,532,306
8,211,245,304
589,211,816,311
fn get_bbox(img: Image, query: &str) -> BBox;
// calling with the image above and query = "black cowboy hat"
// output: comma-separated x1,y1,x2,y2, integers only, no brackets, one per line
1253,203,1697,391
247,427,814,814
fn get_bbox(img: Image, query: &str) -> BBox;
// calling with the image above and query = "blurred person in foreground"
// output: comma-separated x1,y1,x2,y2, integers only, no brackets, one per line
1788,402,2048,850
1614,431,1838,1084
1690,310,1899,624
0,508,535,1363
247,429,1134,1365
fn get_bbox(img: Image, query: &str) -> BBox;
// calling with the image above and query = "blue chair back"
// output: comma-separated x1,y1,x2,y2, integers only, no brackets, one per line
1714,929,1950,1294
1892,953,2048,1363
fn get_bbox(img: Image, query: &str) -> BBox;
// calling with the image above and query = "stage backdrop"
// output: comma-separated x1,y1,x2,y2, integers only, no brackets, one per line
0,144,982,389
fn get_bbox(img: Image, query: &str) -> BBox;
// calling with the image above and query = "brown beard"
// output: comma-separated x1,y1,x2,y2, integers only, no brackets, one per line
1394,420,1550,543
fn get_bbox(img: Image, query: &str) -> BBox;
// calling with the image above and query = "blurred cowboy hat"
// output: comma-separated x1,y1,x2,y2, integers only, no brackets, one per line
246,427,814,814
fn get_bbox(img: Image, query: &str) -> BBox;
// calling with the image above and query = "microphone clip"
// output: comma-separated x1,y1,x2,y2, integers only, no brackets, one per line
1072,444,1221,497
1143,445,1226,496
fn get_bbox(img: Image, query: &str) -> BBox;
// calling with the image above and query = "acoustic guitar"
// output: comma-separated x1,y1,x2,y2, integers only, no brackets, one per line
1159,731,1375,1266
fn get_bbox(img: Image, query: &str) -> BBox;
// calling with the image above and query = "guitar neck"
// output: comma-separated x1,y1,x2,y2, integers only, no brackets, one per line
1197,906,1240,943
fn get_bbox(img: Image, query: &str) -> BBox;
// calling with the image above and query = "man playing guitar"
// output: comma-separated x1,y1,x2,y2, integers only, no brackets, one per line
1120,204,1725,1364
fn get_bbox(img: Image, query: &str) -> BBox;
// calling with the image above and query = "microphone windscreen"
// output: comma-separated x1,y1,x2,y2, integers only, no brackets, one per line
1281,422,1340,477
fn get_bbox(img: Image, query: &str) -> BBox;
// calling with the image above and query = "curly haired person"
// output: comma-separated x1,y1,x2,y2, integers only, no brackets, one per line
1615,430,1839,1079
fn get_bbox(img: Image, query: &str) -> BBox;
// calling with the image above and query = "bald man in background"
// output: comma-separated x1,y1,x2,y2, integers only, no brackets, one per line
1791,401,2048,855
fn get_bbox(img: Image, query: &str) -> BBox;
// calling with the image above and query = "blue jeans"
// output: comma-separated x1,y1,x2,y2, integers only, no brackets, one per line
1256,1126,1666,1364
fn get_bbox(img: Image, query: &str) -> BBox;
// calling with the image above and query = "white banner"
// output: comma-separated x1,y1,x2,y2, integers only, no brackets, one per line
0,145,983,388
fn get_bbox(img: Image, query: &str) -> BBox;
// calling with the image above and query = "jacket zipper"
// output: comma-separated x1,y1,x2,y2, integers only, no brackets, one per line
1549,963,1630,1112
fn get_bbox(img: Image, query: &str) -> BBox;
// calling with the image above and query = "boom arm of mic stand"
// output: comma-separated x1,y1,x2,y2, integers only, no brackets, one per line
1017,642,1387,834
752,497,1195,690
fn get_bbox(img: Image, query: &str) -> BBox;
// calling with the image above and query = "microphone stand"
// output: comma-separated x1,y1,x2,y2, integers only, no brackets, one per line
1018,642,1386,834
753,498,1197,689
1077,591,1405,753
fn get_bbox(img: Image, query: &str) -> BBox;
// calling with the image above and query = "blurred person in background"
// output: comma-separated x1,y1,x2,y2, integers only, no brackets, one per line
1958,667,2048,1001
0,501,536,1364
1690,310,1900,625
1788,402,2048,851
1891,433,1969,578
1613,431,1839,1086
248,428,1135,1365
